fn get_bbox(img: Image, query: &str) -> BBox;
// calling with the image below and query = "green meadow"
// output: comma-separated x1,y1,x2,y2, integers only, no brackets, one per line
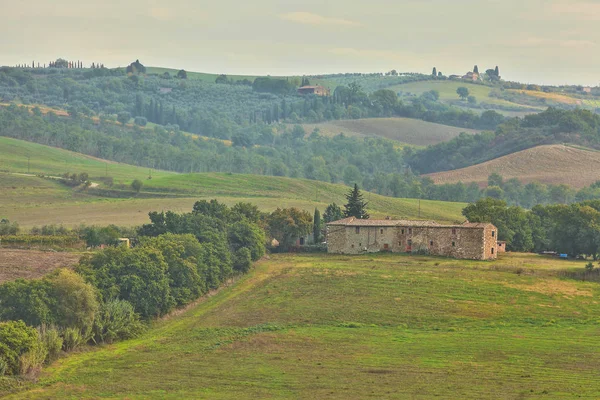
0,138,466,227
5,252,600,399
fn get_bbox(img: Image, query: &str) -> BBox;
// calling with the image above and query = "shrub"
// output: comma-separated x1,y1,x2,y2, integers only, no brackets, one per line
38,325,63,363
92,299,145,344
586,262,595,271
0,357,7,376
61,327,84,352
0,321,40,375
18,340,47,377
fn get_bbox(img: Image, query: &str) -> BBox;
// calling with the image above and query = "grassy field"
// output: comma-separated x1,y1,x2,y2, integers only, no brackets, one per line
301,117,480,146
6,252,600,399
426,144,600,188
0,137,175,182
0,171,465,228
391,80,525,108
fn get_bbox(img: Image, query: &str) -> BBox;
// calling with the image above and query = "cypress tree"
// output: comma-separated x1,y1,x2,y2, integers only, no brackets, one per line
432,67,437,77
344,184,369,219
473,65,479,74
313,208,321,243
494,66,500,77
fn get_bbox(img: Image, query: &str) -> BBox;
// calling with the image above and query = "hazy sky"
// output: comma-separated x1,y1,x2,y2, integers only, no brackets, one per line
2,0,600,85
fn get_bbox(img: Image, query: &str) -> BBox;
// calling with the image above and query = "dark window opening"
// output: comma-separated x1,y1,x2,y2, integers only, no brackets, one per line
351,244,354,248
401,229,405,235
299,237,305,245
492,231,495,237
452,228,456,235
408,228,412,234
355,227,360,234
430,241,433,246
383,244,389,250
407,240,412,246
452,241,455,247
491,248,494,254
380,229,384,234
359,243,362,247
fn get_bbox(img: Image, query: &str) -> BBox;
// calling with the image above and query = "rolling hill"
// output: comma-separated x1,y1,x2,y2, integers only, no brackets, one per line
301,117,480,146
0,138,466,227
426,144,600,188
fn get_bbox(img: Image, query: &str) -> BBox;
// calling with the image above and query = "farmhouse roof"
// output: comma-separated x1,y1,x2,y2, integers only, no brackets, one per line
327,217,494,229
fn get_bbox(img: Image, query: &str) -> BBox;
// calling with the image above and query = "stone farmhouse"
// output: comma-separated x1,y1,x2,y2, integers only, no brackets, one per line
297,85,331,96
326,217,498,260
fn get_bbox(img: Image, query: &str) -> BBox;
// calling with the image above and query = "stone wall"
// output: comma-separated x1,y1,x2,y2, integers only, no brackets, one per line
327,224,497,260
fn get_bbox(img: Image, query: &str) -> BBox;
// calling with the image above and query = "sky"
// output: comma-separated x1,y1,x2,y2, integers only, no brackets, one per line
1,0,600,85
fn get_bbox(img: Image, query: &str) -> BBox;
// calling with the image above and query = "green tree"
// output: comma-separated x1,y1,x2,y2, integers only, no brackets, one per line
267,208,313,250
473,65,479,74
323,203,344,223
177,69,187,79
131,179,143,193
117,111,131,126
468,95,477,104
456,87,469,100
344,184,370,219
432,67,437,77
313,208,322,243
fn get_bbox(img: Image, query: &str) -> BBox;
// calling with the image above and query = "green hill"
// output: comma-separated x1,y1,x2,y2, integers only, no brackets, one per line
0,138,466,227
6,252,600,398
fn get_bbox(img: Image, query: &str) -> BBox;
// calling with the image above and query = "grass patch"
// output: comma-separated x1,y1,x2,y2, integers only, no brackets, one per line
7,252,600,399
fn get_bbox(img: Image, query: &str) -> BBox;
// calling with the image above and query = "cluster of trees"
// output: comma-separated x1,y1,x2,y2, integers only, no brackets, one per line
410,108,600,174
464,198,600,258
0,200,268,378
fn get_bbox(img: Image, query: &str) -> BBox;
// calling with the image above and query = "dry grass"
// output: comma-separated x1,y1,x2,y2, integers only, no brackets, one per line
426,144,600,188
301,117,479,146
0,249,81,283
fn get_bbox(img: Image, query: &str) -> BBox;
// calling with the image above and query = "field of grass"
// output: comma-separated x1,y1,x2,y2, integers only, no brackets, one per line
6,252,600,399
0,143,466,228
0,137,175,182
426,144,600,188
302,117,480,146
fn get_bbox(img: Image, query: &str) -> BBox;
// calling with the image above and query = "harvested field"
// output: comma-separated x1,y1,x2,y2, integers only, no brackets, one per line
301,117,479,146
0,249,81,283
426,144,600,188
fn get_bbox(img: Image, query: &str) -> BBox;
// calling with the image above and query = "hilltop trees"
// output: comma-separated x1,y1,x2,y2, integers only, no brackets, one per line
344,184,369,219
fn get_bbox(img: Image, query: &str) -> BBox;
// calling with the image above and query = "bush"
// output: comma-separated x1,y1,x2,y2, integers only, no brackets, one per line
0,357,7,376
92,299,145,344
61,327,85,352
18,340,47,377
38,325,62,363
0,321,40,376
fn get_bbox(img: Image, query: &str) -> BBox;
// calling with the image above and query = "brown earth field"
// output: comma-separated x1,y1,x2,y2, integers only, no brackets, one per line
426,144,600,188
301,117,479,146
0,249,82,283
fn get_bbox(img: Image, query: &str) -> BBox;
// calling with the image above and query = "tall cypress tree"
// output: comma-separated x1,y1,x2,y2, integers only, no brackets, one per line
344,184,369,219
473,65,479,74
313,208,321,243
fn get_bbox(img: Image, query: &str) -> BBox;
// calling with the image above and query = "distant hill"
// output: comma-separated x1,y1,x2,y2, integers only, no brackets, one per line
301,118,480,146
0,138,466,227
426,144,600,188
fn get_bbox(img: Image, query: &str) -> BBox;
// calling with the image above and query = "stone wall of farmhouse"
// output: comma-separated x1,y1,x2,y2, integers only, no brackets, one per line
327,224,498,260
326,225,397,254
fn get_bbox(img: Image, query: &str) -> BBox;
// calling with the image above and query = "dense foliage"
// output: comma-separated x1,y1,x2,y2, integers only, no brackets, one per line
463,197,600,258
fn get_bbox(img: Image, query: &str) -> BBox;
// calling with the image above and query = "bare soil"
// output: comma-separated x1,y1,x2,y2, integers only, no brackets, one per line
0,249,81,283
